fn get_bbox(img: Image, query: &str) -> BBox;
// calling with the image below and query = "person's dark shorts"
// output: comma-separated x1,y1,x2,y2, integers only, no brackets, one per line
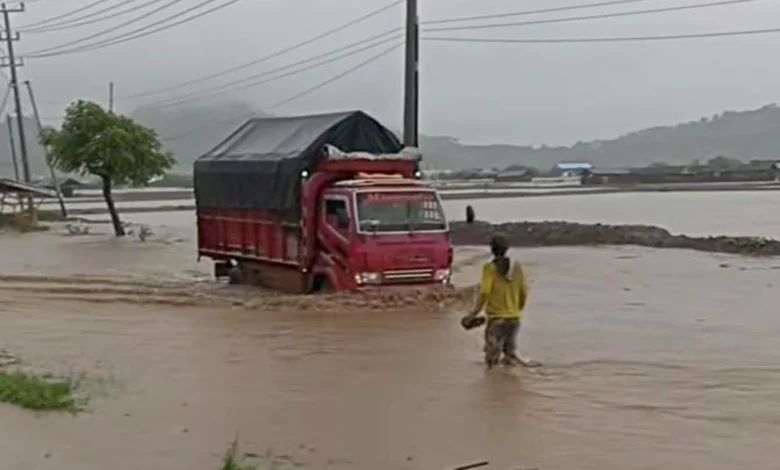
483,317,520,366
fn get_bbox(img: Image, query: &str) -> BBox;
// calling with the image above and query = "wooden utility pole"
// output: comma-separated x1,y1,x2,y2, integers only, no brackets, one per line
1,2,30,185
402,0,419,148
25,80,67,218
6,114,19,180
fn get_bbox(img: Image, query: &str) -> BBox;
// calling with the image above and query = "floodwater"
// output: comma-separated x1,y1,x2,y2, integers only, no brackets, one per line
50,189,780,238
2,192,780,470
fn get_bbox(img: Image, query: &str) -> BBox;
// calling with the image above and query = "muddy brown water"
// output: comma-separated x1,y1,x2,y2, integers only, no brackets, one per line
2,219,780,470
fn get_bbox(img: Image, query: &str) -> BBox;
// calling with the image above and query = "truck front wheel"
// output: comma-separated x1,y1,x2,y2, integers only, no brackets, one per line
311,274,334,293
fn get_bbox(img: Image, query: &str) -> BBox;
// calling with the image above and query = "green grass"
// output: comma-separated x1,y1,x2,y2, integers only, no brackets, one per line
221,440,257,470
0,370,79,411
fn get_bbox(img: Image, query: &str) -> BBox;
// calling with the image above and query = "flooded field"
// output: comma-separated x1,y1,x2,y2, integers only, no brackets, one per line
2,194,780,469
52,189,780,238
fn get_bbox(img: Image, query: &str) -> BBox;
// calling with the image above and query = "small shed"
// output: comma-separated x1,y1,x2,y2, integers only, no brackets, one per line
39,177,86,198
0,178,56,214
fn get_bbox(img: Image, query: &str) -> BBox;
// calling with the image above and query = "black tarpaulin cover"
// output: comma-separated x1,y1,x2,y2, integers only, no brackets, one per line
193,110,403,216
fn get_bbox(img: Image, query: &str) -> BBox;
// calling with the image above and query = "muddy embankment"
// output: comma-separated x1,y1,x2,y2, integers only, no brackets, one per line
450,220,780,257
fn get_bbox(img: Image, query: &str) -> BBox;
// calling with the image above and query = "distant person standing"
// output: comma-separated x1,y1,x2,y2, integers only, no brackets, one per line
462,234,538,369
465,205,475,224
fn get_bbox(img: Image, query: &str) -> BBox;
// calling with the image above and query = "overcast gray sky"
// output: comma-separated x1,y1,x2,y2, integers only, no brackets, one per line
13,0,780,146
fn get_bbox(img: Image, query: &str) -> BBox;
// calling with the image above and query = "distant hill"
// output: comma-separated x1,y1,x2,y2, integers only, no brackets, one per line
417,103,780,170
145,102,780,171
131,101,268,172
3,102,780,178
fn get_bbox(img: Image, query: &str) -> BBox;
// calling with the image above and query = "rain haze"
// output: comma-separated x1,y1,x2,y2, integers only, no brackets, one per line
17,0,780,146
5,2,780,470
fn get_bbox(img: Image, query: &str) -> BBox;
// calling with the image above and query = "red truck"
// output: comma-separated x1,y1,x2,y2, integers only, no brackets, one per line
194,111,453,294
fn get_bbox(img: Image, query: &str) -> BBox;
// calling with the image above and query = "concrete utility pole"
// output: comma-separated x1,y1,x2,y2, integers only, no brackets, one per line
6,114,19,180
1,2,30,185
402,0,419,148
108,81,114,112
25,80,67,218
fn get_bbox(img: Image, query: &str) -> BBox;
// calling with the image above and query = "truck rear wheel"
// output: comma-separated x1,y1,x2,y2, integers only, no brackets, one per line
228,265,244,285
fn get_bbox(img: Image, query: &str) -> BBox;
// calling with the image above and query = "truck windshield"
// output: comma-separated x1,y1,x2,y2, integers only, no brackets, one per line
356,191,446,233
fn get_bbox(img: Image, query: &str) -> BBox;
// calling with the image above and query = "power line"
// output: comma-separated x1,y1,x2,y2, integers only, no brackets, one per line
423,0,759,33
21,0,113,29
23,0,189,56
423,0,658,24
271,41,401,108
161,41,401,143
24,0,247,58
136,32,403,110
125,0,755,109
22,0,159,33
422,26,780,44
113,0,739,101
121,0,404,99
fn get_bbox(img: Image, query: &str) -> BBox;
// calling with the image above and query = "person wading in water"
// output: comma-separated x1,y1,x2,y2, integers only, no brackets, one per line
462,234,538,369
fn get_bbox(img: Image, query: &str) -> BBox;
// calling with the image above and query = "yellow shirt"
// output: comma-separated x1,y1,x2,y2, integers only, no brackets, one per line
480,261,527,319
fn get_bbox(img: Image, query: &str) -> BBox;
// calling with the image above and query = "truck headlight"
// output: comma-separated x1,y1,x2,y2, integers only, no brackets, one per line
434,269,451,283
355,272,382,284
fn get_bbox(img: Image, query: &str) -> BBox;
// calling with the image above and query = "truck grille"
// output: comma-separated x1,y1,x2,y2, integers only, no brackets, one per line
383,269,433,283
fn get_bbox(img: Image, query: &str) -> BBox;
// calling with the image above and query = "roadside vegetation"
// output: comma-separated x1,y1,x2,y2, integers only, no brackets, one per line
0,369,79,412
221,440,257,470
40,100,175,236
0,211,50,232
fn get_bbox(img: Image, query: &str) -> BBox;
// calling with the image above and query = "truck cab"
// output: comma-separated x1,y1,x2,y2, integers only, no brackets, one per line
312,174,452,291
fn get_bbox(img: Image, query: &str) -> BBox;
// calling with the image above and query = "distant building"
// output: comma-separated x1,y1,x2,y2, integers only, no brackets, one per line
37,177,87,198
494,169,534,183
550,162,593,177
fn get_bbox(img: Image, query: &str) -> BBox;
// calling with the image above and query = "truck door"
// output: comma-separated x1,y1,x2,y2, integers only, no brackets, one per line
322,196,352,246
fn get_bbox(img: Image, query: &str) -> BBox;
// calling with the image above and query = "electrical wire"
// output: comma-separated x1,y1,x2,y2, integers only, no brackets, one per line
136,32,402,110
24,0,248,59
22,0,162,33
423,0,759,33
423,0,658,24
23,0,189,56
21,0,114,29
160,41,401,143
23,0,142,32
125,0,756,109
116,0,745,100
121,0,403,99
422,26,780,44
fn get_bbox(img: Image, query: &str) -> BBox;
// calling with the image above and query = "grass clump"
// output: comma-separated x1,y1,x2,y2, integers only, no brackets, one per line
221,440,257,470
0,212,49,232
0,369,78,411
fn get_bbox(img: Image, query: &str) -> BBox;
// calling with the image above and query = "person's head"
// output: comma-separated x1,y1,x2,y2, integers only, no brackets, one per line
489,233,510,276
489,233,509,257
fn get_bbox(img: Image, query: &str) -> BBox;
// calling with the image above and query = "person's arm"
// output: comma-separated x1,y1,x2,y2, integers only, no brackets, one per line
469,264,493,317
516,264,528,310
